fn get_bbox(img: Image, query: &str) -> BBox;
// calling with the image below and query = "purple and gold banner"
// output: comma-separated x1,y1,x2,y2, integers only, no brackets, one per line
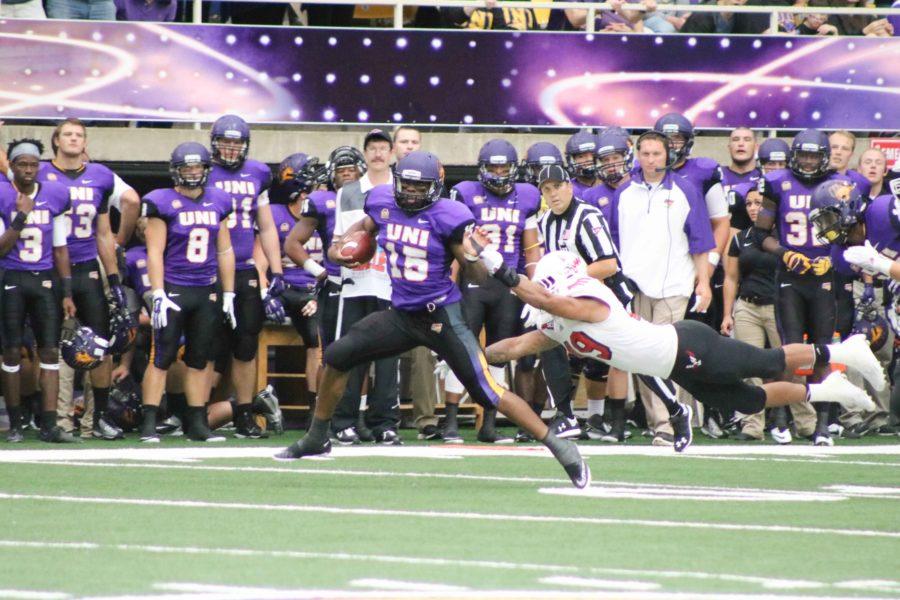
0,19,897,129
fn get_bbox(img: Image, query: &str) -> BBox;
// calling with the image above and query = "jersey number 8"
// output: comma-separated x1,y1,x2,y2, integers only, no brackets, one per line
187,228,209,264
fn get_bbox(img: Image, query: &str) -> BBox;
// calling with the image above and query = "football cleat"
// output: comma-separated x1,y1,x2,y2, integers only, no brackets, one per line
186,425,226,443
156,415,183,436
6,427,24,443
549,413,582,440
417,424,442,441
584,414,627,443
827,422,845,438
356,417,375,443
811,371,875,412
770,426,793,445
442,426,463,444
700,414,727,439
476,427,514,444
252,385,284,436
813,432,834,447
92,414,125,441
834,334,886,392
670,403,694,453
515,428,535,443
235,411,266,439
39,426,78,444
564,459,592,490
274,438,332,461
375,429,403,446
332,427,361,446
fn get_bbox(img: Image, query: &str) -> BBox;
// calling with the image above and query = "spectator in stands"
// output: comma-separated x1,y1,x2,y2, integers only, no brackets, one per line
681,0,769,33
609,131,714,445
0,0,46,18
442,0,540,29
795,10,839,33
858,148,888,200
562,0,656,31
822,0,894,34
46,0,115,19
114,0,176,21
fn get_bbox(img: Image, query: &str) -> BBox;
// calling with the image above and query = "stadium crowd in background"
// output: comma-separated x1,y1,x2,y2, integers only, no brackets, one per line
0,115,898,453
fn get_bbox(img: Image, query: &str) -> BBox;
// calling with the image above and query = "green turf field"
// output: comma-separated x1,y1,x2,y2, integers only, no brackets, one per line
1,431,899,599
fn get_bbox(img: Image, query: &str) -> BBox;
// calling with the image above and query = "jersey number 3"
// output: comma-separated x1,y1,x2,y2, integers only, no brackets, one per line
564,331,612,360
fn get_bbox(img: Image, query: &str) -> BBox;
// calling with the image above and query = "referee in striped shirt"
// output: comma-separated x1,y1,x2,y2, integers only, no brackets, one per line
535,164,634,441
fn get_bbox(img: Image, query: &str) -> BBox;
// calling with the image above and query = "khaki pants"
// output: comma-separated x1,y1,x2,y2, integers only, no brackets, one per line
400,346,438,430
732,299,815,438
633,292,688,436
57,361,94,436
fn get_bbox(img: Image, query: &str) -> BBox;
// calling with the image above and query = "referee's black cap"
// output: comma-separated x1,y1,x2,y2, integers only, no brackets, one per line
537,164,570,186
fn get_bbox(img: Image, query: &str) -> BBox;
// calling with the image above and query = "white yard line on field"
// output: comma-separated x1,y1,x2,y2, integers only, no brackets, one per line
350,579,469,592
0,493,896,539
2,541,895,598
0,591,71,600
0,444,898,465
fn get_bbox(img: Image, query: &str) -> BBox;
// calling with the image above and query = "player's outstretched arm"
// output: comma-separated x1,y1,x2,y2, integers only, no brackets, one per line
509,277,607,323
485,330,558,364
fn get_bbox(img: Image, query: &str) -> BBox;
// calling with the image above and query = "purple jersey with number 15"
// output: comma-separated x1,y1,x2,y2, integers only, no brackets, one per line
207,159,272,271
366,185,475,312
0,181,71,272
38,161,115,264
142,187,233,287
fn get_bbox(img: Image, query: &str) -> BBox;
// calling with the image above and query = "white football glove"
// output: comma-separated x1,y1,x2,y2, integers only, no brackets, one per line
479,246,505,275
223,291,237,329
843,240,894,276
521,302,552,329
433,359,451,380
151,289,180,330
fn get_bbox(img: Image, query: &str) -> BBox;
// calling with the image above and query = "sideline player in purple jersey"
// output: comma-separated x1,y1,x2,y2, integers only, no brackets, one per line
275,151,590,489
258,153,326,406
286,146,365,355
138,142,236,443
583,129,633,223
727,138,791,232
829,130,873,199
754,128,862,446
0,140,76,443
520,141,563,188
40,117,134,441
720,127,762,232
446,139,542,443
206,114,283,439
564,131,601,199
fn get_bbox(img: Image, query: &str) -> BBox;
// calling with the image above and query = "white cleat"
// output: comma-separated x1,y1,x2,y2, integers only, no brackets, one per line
770,427,792,445
812,371,876,412
836,334,886,392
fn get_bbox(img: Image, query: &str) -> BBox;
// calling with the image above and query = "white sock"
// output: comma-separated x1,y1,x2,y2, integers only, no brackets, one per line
587,398,605,417
489,365,507,388
807,382,831,404
826,340,854,365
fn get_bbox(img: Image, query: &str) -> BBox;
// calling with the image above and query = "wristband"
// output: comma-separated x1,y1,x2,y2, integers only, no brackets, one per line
708,251,720,267
107,273,121,287
10,212,27,232
61,277,73,298
493,264,521,288
303,258,326,278
464,253,480,263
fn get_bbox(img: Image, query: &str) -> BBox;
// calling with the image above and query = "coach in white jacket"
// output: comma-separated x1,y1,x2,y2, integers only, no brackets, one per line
609,131,715,445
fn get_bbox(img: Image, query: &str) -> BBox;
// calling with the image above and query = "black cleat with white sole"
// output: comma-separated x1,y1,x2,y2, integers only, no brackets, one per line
274,438,332,461
564,459,591,489
670,402,693,453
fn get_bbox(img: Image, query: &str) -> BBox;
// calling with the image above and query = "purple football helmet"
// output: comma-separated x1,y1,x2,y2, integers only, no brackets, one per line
757,138,790,169
564,131,599,179
790,129,831,181
210,114,250,168
808,178,864,244
393,151,444,212
61,318,109,371
169,142,211,188
654,113,694,165
277,153,327,201
595,130,633,185
520,142,563,186
478,139,519,196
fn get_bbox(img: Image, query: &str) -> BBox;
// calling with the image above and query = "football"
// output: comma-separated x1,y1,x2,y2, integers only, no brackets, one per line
338,230,377,264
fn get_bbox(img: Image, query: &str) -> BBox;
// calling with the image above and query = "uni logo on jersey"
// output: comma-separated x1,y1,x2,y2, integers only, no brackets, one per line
214,180,257,196
177,211,218,226
479,207,521,223
386,223,431,247
70,187,94,201
26,210,50,225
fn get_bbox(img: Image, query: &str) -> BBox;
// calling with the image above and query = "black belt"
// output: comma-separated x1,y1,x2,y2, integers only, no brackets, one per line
739,294,773,306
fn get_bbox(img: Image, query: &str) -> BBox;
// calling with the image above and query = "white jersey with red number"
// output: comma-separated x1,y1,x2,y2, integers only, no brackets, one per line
538,276,678,378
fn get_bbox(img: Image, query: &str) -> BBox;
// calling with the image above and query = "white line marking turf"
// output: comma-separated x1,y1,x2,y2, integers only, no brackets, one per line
540,576,661,590
350,579,469,592
0,591,71,600
538,486,844,502
0,492,896,539
3,541,895,598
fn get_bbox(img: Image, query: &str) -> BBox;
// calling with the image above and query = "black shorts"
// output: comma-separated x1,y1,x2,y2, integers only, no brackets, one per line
775,269,836,345
282,284,319,348
152,283,221,370
834,273,855,340
71,259,110,338
669,320,785,414
2,269,60,350
569,355,609,382
324,301,505,408
317,279,341,351
460,275,522,347
212,269,265,368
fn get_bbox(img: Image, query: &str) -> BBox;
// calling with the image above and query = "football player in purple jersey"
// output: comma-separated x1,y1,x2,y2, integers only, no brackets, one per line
138,142,235,443
446,139,542,443
41,118,136,441
727,137,790,232
720,127,761,232
286,146,365,356
275,151,590,489
520,142,563,188
206,114,283,439
564,130,601,198
1,140,77,443
583,129,633,223
754,128,864,446
259,153,327,409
